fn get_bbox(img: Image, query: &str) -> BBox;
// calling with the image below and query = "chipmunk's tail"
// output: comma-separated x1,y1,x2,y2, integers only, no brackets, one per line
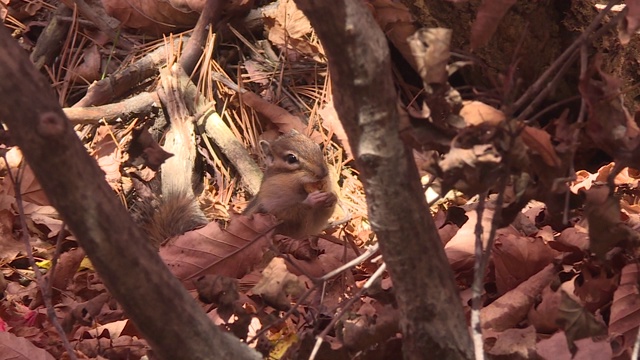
146,114,208,245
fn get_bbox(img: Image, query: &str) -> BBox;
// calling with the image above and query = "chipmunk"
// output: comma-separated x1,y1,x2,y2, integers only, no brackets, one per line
243,130,337,239
144,127,336,244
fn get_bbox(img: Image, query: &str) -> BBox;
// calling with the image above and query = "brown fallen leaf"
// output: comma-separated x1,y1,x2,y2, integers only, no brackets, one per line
252,257,305,311
92,126,125,192
470,0,517,50
573,261,618,312
67,44,101,84
536,331,612,360
583,185,640,259
554,226,589,253
619,1,640,45
264,0,322,59
484,326,536,359
609,263,640,357
407,28,451,86
528,285,561,334
520,126,562,168
367,0,418,72
319,99,352,159
0,331,55,360
459,101,505,126
557,288,607,352
481,263,560,331
159,213,277,289
4,163,49,206
493,232,561,295
101,0,199,35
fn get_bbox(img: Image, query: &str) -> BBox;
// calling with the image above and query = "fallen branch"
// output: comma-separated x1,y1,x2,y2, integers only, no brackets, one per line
64,92,160,124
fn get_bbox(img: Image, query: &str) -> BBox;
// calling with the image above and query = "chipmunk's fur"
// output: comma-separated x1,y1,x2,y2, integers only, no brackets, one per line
144,114,207,246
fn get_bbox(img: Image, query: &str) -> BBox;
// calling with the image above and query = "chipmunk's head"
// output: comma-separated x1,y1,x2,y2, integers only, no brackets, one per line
260,130,329,183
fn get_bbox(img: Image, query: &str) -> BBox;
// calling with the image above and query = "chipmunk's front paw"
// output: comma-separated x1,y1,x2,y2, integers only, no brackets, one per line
304,191,337,208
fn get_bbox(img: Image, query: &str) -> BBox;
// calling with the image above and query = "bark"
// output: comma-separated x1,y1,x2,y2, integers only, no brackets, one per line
0,26,259,360
292,1,473,359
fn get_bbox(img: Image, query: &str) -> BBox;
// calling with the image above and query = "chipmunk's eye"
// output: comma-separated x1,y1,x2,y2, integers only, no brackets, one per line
284,154,299,164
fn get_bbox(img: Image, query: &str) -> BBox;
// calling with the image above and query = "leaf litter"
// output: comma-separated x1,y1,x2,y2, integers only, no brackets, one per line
2,0,640,359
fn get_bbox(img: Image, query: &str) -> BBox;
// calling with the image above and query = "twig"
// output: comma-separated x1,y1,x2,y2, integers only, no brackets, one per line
470,194,487,360
5,158,78,360
516,50,579,122
470,146,512,359
632,266,640,359
320,244,378,280
525,95,581,124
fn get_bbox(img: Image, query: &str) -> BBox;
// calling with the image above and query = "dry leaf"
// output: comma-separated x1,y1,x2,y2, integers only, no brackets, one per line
367,0,418,71
69,45,101,84
528,285,561,334
101,0,199,35
580,57,640,169
252,257,305,311
92,126,124,192
4,164,49,206
484,326,536,358
609,263,640,357
407,28,451,85
481,263,559,331
264,0,321,58
520,126,562,168
0,331,55,360
459,101,505,126
619,1,640,45
470,0,517,50
319,100,352,158
557,288,607,350
493,232,561,295
536,331,612,360
159,213,276,289
554,226,589,252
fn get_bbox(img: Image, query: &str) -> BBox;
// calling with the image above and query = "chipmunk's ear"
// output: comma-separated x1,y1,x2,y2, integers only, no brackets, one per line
260,140,274,165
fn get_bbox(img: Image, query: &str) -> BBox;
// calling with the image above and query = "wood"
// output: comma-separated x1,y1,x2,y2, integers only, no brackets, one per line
292,0,474,358
0,26,259,360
